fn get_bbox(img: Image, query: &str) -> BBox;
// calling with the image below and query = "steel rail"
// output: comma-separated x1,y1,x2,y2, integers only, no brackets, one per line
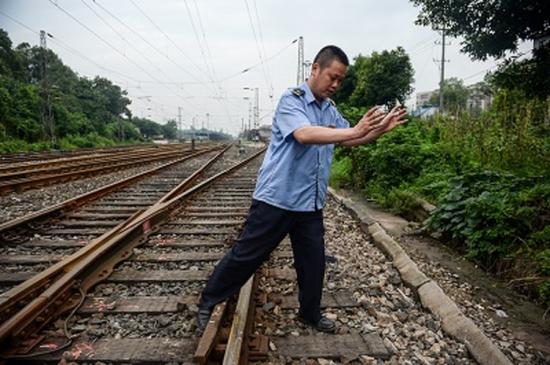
195,274,260,364
0,144,186,173
0,143,160,165
223,275,257,365
0,146,265,354
0,145,188,176
0,145,229,325
0,147,211,196
0,147,217,241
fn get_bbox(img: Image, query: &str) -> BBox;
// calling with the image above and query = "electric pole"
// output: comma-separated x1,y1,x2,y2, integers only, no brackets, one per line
248,102,252,131
253,88,259,129
434,29,450,112
206,113,210,140
297,36,304,85
304,59,312,81
178,107,182,141
439,29,446,111
40,30,55,145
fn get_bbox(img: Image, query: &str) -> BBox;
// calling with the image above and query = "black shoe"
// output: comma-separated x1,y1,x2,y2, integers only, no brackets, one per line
197,308,212,332
297,315,336,333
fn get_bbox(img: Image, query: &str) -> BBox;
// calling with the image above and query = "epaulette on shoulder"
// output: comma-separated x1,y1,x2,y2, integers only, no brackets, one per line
291,88,305,97
328,98,336,106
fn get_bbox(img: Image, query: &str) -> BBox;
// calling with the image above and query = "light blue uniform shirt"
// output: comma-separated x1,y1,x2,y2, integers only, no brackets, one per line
253,82,350,212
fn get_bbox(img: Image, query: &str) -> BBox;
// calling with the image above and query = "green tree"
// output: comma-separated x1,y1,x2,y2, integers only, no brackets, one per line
331,55,362,104
488,45,550,99
410,0,550,98
0,28,156,151
429,77,470,112
162,120,178,139
333,47,414,108
410,0,549,60
0,29,24,79
131,117,162,139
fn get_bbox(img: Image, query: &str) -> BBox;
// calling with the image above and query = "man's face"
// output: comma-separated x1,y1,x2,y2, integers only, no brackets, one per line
309,60,347,100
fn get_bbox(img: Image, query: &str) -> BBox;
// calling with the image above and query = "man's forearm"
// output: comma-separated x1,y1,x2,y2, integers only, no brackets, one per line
293,126,360,144
339,128,385,147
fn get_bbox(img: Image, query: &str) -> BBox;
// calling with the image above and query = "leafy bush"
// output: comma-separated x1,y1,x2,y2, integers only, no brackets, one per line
329,156,353,188
427,171,550,303
383,189,424,219
330,98,550,305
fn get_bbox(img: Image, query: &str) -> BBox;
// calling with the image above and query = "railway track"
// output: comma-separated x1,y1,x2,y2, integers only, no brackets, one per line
2,144,264,363
2,144,268,360
0,144,226,292
0,143,503,364
0,144,158,165
0,143,207,196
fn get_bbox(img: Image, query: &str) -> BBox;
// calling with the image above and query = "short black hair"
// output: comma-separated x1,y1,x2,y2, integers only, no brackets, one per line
313,45,349,69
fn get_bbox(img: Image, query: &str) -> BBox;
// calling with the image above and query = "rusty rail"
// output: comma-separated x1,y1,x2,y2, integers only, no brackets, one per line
0,147,218,241
0,146,210,196
0,144,185,174
0,146,266,355
0,143,161,164
194,275,264,365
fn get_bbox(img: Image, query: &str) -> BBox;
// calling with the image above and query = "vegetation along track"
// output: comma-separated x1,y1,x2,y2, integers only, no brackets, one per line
0,143,208,196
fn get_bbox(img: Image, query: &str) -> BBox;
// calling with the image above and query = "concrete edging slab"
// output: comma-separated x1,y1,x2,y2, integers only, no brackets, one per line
328,188,512,365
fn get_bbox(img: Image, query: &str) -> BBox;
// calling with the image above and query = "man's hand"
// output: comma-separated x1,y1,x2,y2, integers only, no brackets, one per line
352,106,385,138
374,106,408,134
339,106,408,147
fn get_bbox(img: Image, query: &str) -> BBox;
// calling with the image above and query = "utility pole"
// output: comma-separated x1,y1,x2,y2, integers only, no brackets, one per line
434,29,450,112
248,102,252,131
439,29,446,111
178,107,182,141
253,88,259,129
243,87,259,130
40,30,55,145
304,59,312,80
206,113,210,140
297,36,304,85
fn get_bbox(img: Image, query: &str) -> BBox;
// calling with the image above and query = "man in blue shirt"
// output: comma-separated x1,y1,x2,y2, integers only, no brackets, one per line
197,45,407,332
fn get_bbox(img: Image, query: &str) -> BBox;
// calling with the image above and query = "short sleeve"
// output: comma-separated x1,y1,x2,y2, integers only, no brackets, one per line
275,95,311,140
334,109,350,129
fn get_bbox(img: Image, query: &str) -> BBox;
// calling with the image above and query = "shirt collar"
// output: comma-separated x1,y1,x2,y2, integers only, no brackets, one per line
301,82,330,110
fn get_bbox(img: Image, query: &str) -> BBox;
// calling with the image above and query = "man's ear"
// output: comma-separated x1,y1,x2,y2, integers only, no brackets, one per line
310,63,320,78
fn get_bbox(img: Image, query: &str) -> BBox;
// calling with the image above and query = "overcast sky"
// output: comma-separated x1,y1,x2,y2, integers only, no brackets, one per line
0,0,532,135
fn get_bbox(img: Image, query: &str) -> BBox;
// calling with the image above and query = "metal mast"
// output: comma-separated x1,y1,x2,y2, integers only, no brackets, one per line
297,36,304,85
439,29,446,111
40,30,55,144
253,87,259,129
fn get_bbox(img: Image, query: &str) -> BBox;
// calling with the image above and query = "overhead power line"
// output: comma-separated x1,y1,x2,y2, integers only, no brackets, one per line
191,0,219,83
127,0,211,84
47,0,191,107
220,38,298,82
186,0,234,122
244,0,273,100
93,0,215,96
0,10,182,122
462,48,534,81
80,0,193,101
252,0,274,99
0,9,141,84
125,0,235,122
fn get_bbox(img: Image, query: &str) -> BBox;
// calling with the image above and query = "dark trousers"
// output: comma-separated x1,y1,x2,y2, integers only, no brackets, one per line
199,199,326,322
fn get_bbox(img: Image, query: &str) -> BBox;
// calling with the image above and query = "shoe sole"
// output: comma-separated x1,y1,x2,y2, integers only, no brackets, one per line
297,317,336,333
